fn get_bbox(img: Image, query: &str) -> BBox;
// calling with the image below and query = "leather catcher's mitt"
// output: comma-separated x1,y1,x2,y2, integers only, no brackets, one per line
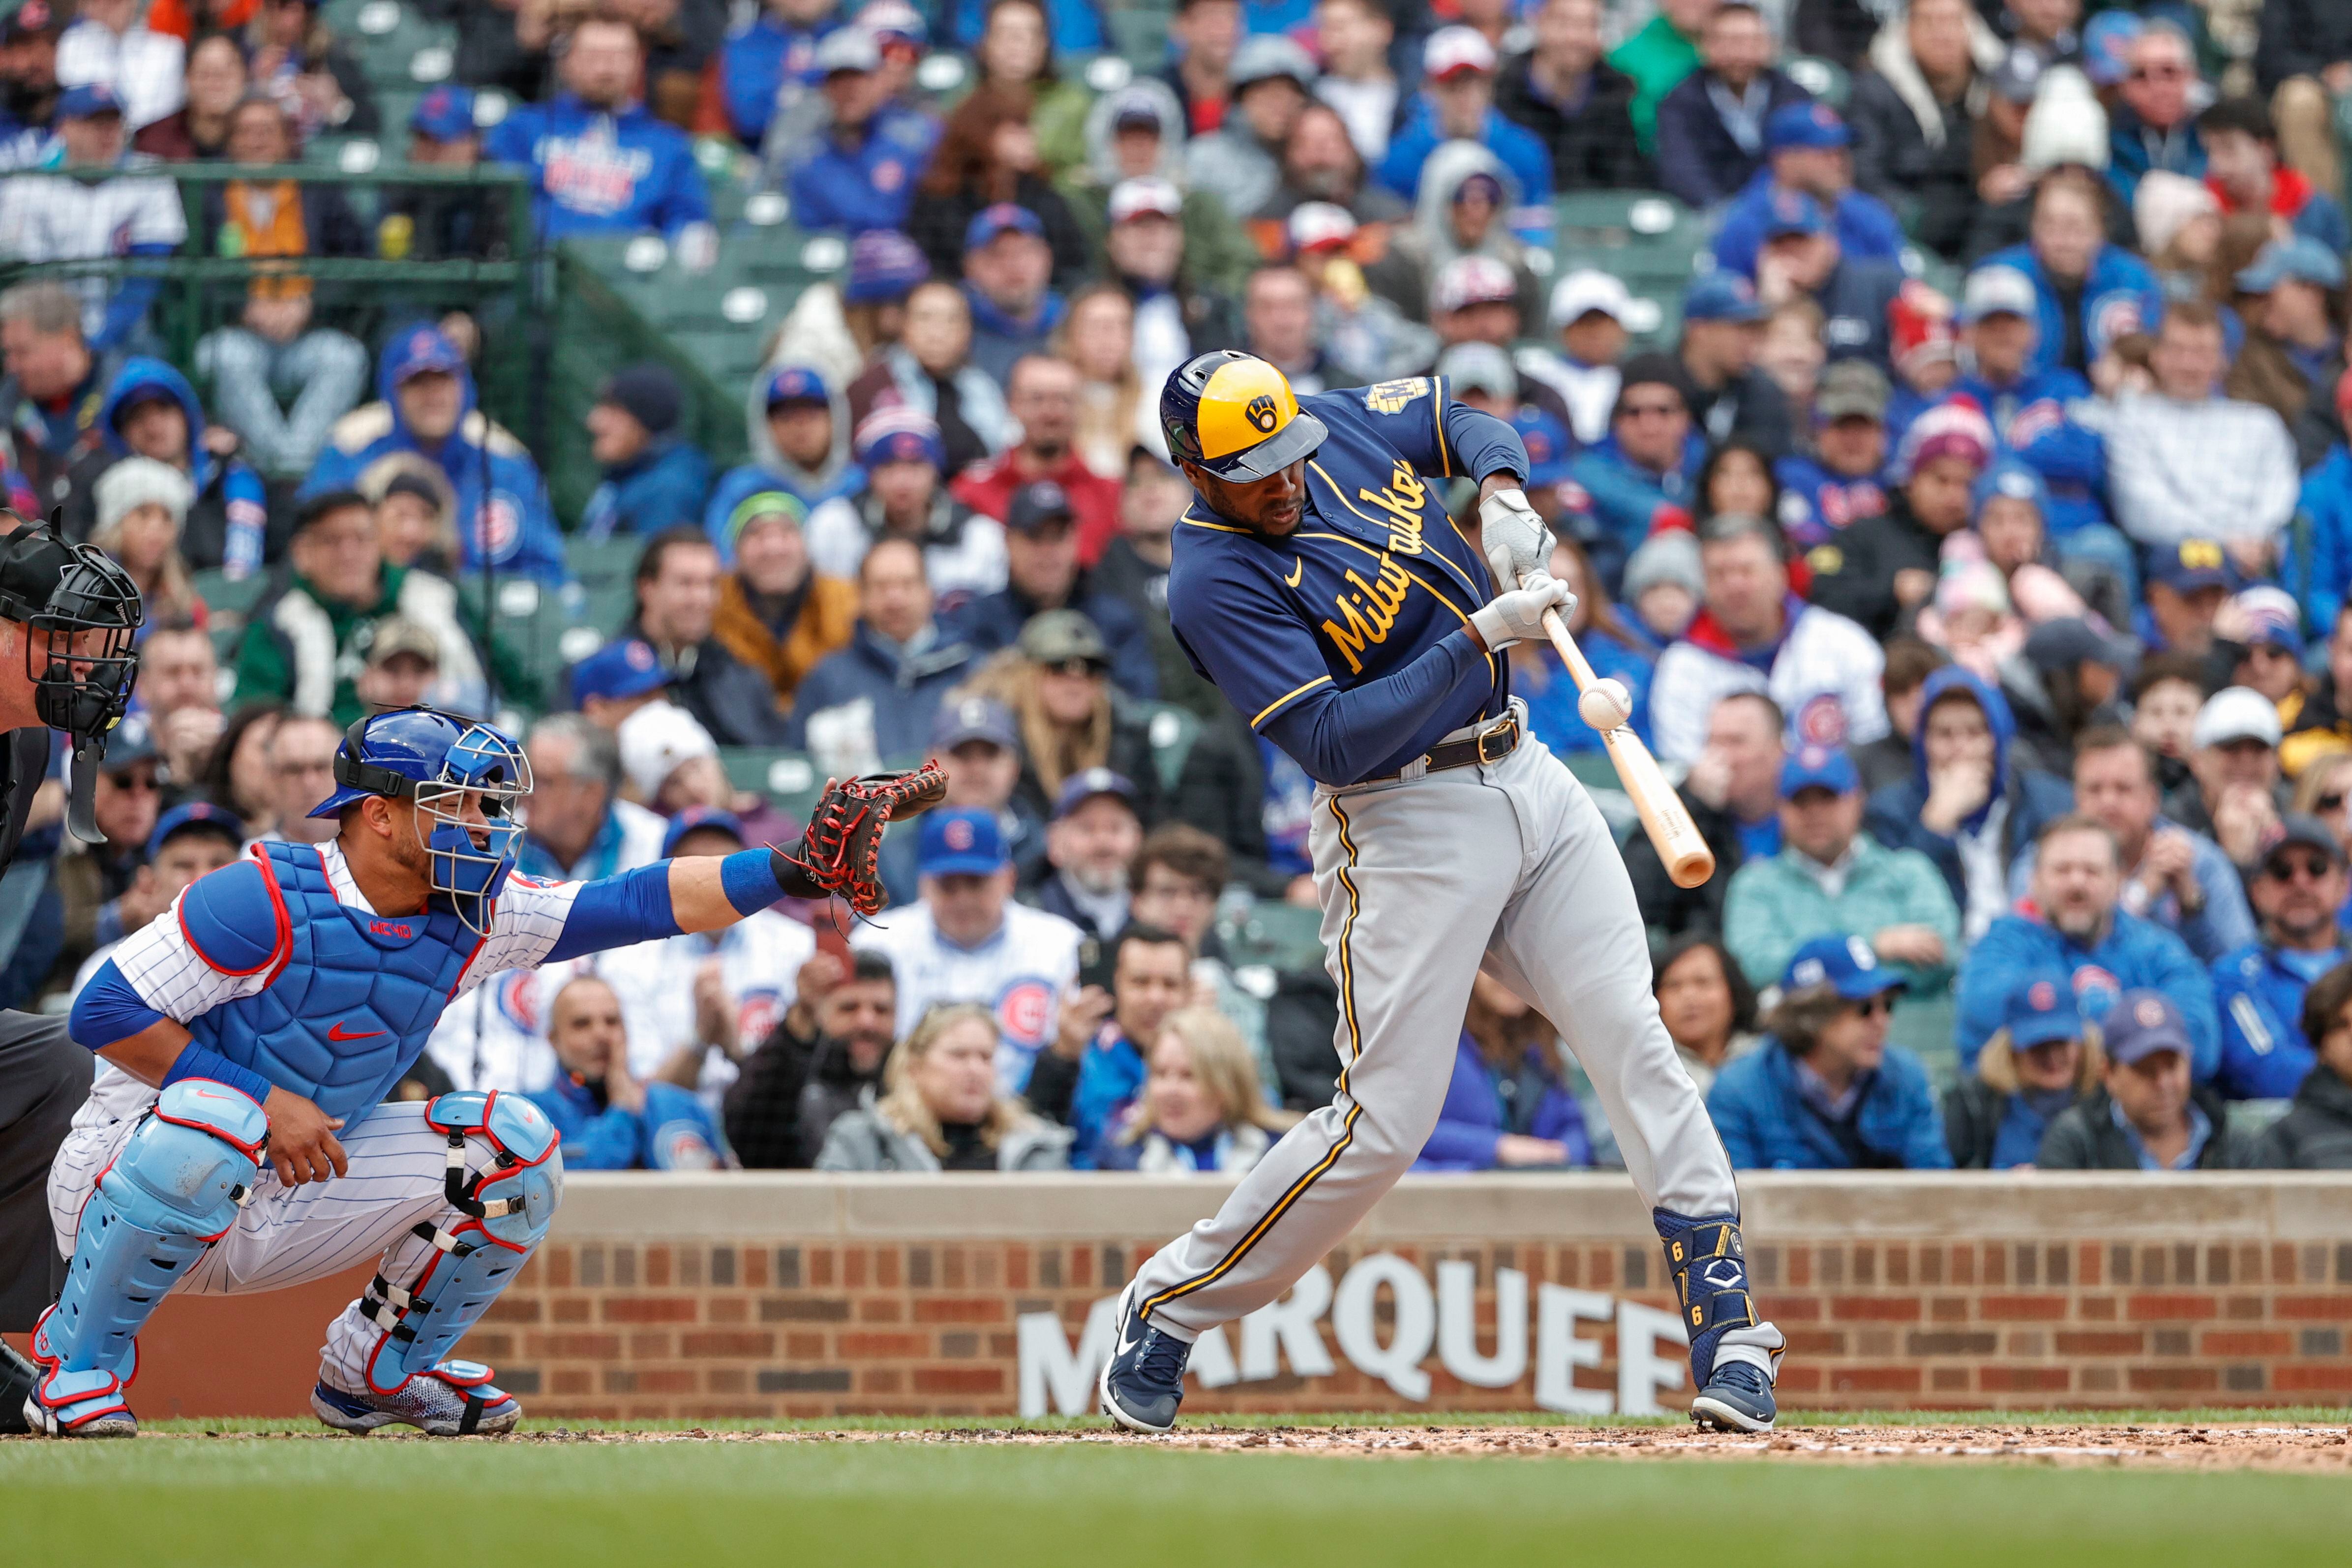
775,763,948,916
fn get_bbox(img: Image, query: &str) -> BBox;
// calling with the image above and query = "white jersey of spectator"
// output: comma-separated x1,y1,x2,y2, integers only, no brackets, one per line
591,909,818,1100
422,955,594,1094
0,156,186,342
1649,601,1890,764
853,901,1085,1091
803,497,1008,606
523,796,669,881
2099,389,2301,549
55,18,185,130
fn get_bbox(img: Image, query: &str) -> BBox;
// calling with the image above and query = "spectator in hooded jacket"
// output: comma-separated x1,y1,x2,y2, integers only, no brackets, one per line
1706,933,1952,1170
484,17,713,243
789,537,979,770
1809,398,1991,640
1958,815,2219,1078
1652,1,1809,210
709,489,857,714
61,355,270,574
581,362,710,540
1494,0,1648,192
782,26,939,234
1845,0,1998,260
1376,26,1551,221
2256,957,2352,1169
2036,989,2260,1169
2104,21,2204,205
1977,166,2160,380
302,324,564,581
1186,33,1315,224
2210,814,2352,1101
1866,664,2073,943
1943,966,2104,1169
1709,100,1904,281
703,364,865,548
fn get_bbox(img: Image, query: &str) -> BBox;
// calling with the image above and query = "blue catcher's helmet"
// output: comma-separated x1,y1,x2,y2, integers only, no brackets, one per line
309,705,532,934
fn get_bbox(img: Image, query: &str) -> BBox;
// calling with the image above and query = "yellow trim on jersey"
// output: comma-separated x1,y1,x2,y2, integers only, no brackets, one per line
1298,527,1504,691
1250,674,1332,729
1179,509,1252,535
1305,462,1486,602
1432,373,1453,477
1328,793,1364,1095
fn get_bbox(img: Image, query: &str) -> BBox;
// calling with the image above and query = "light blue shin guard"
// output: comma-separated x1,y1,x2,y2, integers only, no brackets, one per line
30,1083,267,1432
361,1092,561,1396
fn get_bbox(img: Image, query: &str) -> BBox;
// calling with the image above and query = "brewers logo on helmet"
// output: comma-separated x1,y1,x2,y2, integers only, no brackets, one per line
1160,351,1328,481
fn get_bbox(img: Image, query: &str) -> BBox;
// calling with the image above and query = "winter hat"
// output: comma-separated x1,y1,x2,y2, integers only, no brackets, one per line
845,228,930,304
2020,67,2109,174
2134,171,2219,261
1888,280,1957,379
1971,457,2050,525
724,490,807,556
93,457,195,535
1934,558,2012,622
853,405,947,471
1622,528,1703,602
597,361,684,437
1895,398,1994,481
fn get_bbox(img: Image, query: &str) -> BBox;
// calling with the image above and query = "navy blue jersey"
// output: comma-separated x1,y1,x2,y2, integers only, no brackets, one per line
1167,376,1531,786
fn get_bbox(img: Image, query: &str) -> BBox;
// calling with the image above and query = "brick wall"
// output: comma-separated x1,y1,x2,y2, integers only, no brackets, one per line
112,1173,2352,1419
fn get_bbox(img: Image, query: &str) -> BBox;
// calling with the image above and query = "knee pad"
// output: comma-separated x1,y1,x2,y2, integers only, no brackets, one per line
362,1091,561,1395
1654,1209,1767,1386
31,1083,266,1426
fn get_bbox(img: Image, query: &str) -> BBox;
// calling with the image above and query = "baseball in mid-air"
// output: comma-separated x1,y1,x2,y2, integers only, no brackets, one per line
1579,678,1632,732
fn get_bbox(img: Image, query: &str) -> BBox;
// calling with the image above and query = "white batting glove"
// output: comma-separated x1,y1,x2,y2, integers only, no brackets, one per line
1470,572,1572,651
1478,485,1550,590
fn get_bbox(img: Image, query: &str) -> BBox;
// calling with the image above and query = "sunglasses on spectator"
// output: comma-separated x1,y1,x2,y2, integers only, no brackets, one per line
2265,854,2334,883
1045,659,1109,679
1846,995,1896,1019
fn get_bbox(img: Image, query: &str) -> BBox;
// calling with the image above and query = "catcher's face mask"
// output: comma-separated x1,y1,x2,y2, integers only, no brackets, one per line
0,514,145,844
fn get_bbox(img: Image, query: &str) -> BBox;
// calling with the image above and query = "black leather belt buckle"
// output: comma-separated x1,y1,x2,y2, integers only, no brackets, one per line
1475,717,1518,764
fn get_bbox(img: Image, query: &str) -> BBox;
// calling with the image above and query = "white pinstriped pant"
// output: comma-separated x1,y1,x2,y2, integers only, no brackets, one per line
1126,718,1775,1373
47,1071,525,1394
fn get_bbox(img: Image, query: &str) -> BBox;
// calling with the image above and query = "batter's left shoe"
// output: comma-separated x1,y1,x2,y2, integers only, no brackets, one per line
1690,1360,1777,1433
1098,1284,1192,1434
312,1361,521,1437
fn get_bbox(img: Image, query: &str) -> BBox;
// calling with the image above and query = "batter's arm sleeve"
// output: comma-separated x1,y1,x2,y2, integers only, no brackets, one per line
1326,380,1530,483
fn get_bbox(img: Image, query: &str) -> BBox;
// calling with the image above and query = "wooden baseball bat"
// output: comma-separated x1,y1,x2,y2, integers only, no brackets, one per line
1536,604,1717,890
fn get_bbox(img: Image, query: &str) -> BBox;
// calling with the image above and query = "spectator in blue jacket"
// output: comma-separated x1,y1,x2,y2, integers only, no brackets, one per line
1753,191,1905,370
1567,354,1705,567
951,0,1102,54
1978,167,2162,379
1651,1,1810,210
581,362,711,541
2287,453,2352,658
1942,966,2105,1169
1774,359,1892,548
788,536,980,764
1958,814,2220,1078
302,324,567,582
1416,972,1592,1171
1024,923,1194,1167
1945,264,2112,540
783,27,940,233
949,479,1158,699
711,0,839,150
704,364,865,547
1376,26,1552,230
2212,815,2352,1100
960,204,1069,388
1706,933,1952,1170
2104,21,2204,205
1708,101,1904,280
528,975,725,1171
61,354,270,576
1866,665,2073,940
1092,1005,1290,1175
484,17,714,243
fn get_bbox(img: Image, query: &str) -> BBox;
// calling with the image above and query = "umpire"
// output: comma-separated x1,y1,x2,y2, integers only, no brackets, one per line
0,511,144,1431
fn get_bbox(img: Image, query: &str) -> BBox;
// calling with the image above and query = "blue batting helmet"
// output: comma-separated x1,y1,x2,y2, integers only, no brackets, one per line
310,705,531,934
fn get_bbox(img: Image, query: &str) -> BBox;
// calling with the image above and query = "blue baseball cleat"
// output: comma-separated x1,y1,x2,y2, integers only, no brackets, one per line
311,1361,521,1437
1098,1285,1192,1434
1690,1359,1778,1433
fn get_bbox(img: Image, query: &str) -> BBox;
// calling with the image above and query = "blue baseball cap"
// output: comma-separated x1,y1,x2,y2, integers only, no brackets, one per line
570,637,671,707
2081,11,2145,88
2003,970,2083,1049
662,805,746,857
1781,934,1907,1000
384,324,466,387
1763,190,1829,240
1767,101,1850,151
147,800,244,860
98,709,156,771
930,694,1018,751
919,807,1009,877
855,406,946,472
761,363,830,409
965,203,1045,251
1053,766,1138,821
57,83,123,120
1779,744,1858,799
1684,271,1764,324
844,227,929,304
2151,538,2232,595
411,85,478,142
1971,457,2050,523
2235,235,2347,294
2102,989,2192,1065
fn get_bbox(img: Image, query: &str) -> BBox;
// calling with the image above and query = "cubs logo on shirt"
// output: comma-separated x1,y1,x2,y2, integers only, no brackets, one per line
997,978,1055,1049
1793,692,1849,748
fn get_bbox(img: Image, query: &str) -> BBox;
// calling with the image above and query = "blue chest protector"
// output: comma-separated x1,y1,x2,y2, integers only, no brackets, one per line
179,844,482,1127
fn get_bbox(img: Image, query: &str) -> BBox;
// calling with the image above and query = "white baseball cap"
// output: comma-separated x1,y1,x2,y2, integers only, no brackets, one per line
618,699,720,800
1960,265,2039,324
1548,268,1633,330
1108,176,1183,225
1433,254,1518,314
2192,685,2284,751
1288,201,1358,253
1424,25,1498,79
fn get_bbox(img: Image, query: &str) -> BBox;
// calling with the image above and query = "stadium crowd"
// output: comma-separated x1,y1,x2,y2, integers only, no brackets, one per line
11,0,2352,1177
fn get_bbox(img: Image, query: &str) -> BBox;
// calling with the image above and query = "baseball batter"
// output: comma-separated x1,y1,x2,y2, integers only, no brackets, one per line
1097,352,1785,1433
26,706,939,1437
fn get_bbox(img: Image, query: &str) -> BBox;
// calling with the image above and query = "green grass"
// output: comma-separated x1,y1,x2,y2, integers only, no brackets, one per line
7,1423,2352,1567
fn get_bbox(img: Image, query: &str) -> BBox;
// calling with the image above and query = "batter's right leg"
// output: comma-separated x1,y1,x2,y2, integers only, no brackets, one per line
1102,773,1520,1430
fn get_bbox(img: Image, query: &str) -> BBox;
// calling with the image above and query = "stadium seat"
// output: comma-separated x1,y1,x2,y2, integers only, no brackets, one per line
1217,898,1324,974
718,747,829,822
1142,703,1199,792
192,568,271,654
1783,55,1851,108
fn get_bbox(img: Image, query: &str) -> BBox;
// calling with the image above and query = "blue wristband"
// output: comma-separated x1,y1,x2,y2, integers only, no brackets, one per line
719,847,787,916
162,1043,272,1109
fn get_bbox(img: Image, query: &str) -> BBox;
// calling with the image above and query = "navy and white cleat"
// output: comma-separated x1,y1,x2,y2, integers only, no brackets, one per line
1098,1286,1192,1434
1690,1360,1778,1433
311,1361,521,1437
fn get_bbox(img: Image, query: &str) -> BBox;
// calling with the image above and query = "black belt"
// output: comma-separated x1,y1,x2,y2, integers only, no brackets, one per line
1358,712,1520,786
